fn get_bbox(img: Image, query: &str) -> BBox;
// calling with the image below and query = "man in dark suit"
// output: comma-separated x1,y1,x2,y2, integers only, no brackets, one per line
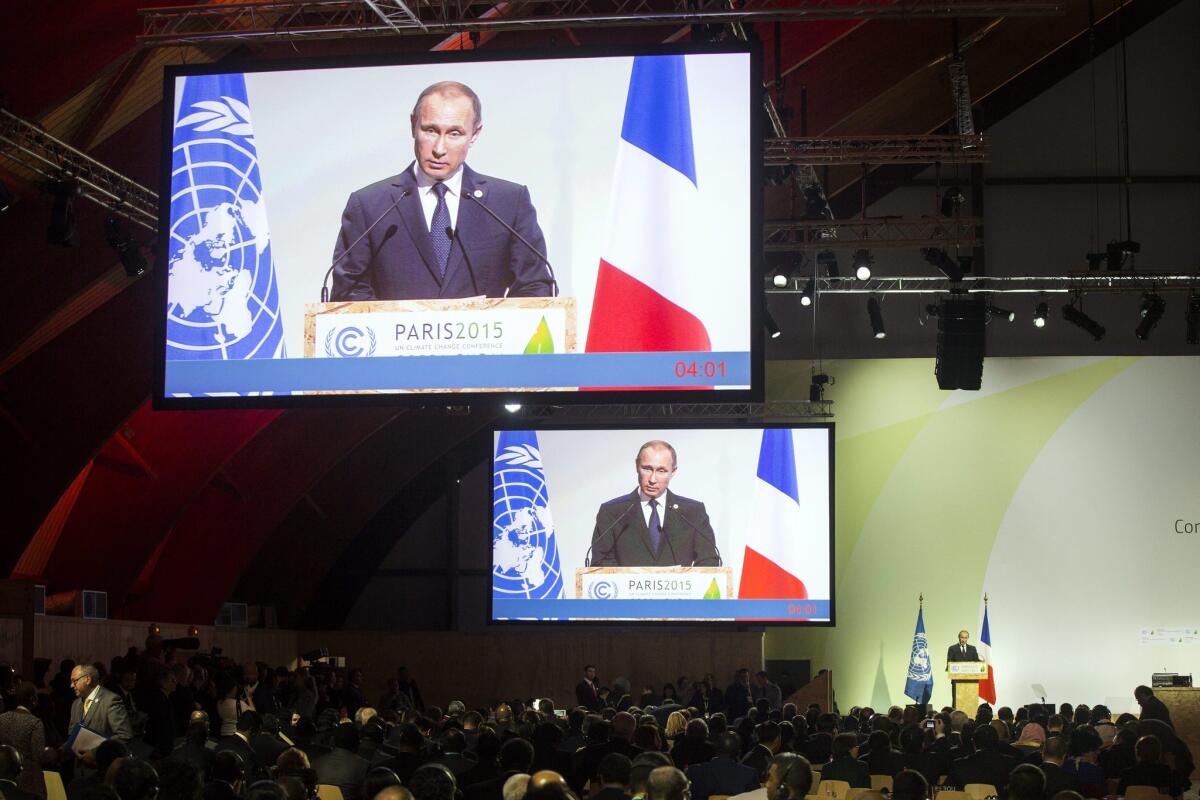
948,726,1017,794
686,733,760,800
465,738,534,800
576,666,604,712
946,631,980,665
860,730,905,777
331,81,552,302
821,734,871,789
68,664,134,755
1134,686,1174,728
740,722,780,782
592,753,633,800
215,710,266,783
1039,736,1081,796
314,724,372,800
589,441,720,568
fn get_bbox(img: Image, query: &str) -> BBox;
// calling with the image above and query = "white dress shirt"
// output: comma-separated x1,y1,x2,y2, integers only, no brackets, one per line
639,490,670,528
413,163,464,232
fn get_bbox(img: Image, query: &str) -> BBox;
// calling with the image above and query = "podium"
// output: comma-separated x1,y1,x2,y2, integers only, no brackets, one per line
947,662,987,714
575,566,733,619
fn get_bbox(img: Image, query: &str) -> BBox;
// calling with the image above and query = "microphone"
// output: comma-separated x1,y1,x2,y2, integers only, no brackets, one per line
584,499,639,567
671,502,723,566
320,189,411,302
462,191,558,296
444,226,479,295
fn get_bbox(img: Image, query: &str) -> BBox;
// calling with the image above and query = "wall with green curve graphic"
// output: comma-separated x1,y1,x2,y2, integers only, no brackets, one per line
764,356,1200,715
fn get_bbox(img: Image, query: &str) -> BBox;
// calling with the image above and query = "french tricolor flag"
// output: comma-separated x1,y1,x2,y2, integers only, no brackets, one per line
585,56,712,355
740,429,827,601
979,604,997,704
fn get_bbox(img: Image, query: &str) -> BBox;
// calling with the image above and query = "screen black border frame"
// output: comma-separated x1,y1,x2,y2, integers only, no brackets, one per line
152,42,764,409
486,420,835,628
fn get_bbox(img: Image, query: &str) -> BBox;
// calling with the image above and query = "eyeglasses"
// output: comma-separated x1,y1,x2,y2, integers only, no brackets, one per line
70,676,87,685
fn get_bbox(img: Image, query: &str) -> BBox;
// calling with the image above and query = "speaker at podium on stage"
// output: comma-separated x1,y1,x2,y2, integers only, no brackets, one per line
946,628,986,713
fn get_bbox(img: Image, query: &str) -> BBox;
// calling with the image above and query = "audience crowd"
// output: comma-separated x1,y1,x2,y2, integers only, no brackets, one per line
0,643,1192,800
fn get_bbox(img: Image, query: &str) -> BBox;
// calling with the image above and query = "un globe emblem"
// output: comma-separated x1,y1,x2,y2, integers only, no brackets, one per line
165,135,282,360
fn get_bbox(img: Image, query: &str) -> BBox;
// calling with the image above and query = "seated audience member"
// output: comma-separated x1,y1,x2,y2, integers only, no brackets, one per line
112,759,161,800
158,760,204,800
1118,735,1182,798
245,782,286,800
766,753,813,800
820,733,870,789
740,722,780,783
465,738,534,800
410,765,457,800
313,724,371,800
1014,723,1045,757
254,716,291,773
1038,737,1081,797
361,767,401,800
217,711,266,782
205,752,246,800
526,770,573,800
1099,728,1137,780
175,712,218,778
1007,764,1046,800
859,730,904,777
292,719,330,764
645,767,689,800
686,733,758,800
0,745,38,800
630,754,673,800
1051,792,1085,800
592,753,633,800
499,776,529,800
272,749,318,798
378,725,424,784
1064,727,1105,798
432,729,477,778
276,777,313,800
950,725,1017,795
891,769,928,800
898,725,940,786
461,732,502,787
671,719,716,771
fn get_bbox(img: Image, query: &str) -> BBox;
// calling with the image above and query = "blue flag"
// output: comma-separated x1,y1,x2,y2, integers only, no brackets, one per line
492,431,564,612
165,73,284,365
905,606,934,704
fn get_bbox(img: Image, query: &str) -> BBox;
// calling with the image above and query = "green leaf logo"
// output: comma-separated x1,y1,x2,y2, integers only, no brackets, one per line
523,316,555,354
703,578,721,600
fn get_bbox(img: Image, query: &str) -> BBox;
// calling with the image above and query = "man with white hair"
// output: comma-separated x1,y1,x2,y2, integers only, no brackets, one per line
502,774,530,800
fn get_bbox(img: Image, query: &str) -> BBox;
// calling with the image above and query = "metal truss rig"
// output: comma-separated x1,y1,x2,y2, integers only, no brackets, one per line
765,216,981,252
764,135,988,167
514,401,833,420
138,0,1065,45
767,273,1200,295
0,108,158,232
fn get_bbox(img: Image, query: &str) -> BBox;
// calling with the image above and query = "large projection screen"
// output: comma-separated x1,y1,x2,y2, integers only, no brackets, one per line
490,425,834,624
154,46,761,407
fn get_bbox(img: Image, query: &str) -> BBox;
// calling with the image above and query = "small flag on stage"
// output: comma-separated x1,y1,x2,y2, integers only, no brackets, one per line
979,602,997,704
491,431,564,612
904,604,934,704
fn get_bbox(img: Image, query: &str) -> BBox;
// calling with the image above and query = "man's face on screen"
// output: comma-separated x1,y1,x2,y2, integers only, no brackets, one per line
636,445,677,499
411,92,479,181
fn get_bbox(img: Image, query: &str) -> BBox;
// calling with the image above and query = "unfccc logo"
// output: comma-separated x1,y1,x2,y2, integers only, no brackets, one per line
587,580,618,600
324,325,377,357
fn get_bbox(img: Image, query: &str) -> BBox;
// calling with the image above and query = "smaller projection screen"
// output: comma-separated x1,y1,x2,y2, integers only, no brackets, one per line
155,45,760,406
490,425,834,624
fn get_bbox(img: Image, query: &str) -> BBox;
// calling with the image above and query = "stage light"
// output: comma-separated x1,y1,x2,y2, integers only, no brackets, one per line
987,304,1015,323
46,179,80,247
765,308,782,339
800,278,815,307
941,186,966,217
105,216,148,277
504,403,522,413
817,249,839,277
1135,293,1165,340
1062,300,1106,341
922,247,965,282
1186,294,1200,345
809,373,833,402
772,270,788,288
852,249,873,280
1033,302,1049,328
867,296,886,339
803,183,832,221
1106,239,1140,271
1086,252,1106,271
0,179,13,212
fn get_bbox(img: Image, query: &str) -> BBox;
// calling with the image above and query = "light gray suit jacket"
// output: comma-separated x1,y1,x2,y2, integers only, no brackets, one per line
69,686,134,745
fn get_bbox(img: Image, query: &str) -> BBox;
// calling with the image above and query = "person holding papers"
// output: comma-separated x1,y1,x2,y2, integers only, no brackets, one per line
68,664,133,759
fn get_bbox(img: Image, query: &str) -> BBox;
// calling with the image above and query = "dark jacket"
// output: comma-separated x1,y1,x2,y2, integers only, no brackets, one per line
313,746,372,800
686,757,761,800
820,755,872,789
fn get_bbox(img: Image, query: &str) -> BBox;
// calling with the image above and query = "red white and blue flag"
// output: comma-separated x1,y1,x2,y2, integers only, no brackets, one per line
979,604,997,703
585,56,712,354
739,429,826,600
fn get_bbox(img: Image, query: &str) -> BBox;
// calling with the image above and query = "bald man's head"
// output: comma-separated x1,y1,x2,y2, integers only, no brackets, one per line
646,767,689,800
375,788,414,800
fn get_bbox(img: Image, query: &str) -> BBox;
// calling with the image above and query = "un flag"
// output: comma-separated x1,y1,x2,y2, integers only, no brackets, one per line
492,430,564,610
165,73,284,365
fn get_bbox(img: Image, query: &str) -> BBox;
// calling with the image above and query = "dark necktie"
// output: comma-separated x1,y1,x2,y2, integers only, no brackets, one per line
430,182,451,277
648,499,662,554
961,645,966,655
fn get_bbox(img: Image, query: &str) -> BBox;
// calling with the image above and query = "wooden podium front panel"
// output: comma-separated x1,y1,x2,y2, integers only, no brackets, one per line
1158,688,1200,773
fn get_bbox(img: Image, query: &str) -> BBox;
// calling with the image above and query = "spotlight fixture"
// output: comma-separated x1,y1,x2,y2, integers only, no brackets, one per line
1033,302,1049,328
1085,252,1106,271
1135,293,1165,340
1186,293,1199,345
867,296,886,339
104,216,148,277
809,373,833,402
922,247,968,282
46,178,81,247
503,403,522,413
852,249,873,280
765,308,782,339
940,186,966,218
986,304,1016,323
1062,299,1106,341
800,277,815,307
1105,239,1140,271
0,179,13,212
817,249,839,277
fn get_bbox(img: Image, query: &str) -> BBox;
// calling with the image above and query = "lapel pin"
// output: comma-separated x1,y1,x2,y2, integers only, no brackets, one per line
473,189,483,198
